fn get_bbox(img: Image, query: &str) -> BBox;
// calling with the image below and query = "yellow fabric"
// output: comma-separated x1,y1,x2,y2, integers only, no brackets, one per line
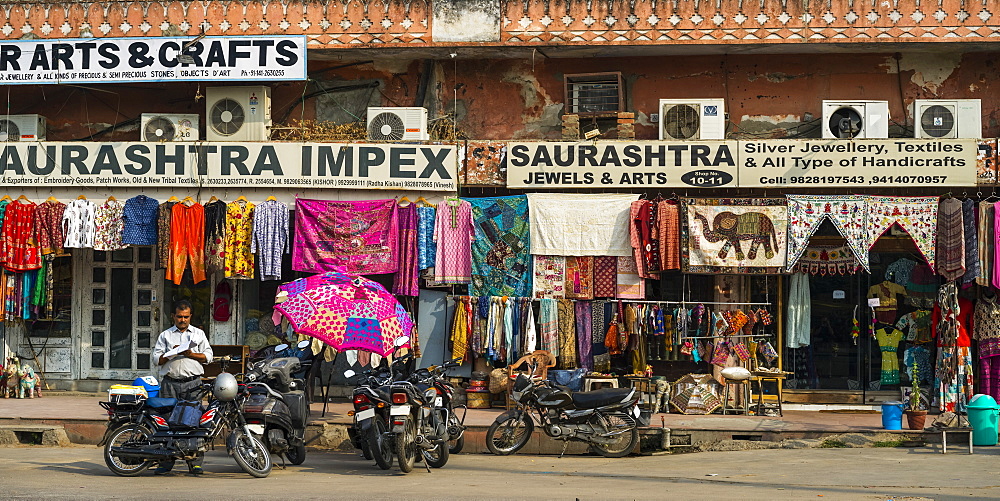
451,298,470,362
224,201,255,279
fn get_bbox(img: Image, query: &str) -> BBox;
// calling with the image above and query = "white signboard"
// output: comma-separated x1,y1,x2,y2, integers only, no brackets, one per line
0,142,458,191
0,36,306,84
739,138,977,188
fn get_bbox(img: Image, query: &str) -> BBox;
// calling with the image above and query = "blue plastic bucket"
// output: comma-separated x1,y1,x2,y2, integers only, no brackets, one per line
881,401,905,430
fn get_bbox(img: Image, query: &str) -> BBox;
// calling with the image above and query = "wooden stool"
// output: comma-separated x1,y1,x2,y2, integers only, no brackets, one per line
583,377,620,392
722,378,751,415
941,427,974,454
753,376,786,417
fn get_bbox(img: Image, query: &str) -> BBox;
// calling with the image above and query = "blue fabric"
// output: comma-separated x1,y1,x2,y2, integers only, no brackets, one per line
122,195,160,245
548,368,587,392
417,206,437,270
467,196,532,297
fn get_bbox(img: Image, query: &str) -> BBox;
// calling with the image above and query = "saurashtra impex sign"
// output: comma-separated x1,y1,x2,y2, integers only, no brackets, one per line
0,36,306,84
0,142,457,191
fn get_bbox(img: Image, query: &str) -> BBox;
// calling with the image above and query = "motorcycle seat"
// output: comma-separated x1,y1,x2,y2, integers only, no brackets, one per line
571,388,634,409
145,397,178,411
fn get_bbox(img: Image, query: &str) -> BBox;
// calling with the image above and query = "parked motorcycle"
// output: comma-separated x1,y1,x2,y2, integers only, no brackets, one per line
389,363,453,473
486,372,644,458
104,357,273,478
346,337,415,470
425,358,467,455
242,340,312,465
99,390,178,475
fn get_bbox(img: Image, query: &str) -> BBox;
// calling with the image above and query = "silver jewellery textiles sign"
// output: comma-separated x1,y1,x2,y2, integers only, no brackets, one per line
0,142,458,190
507,139,978,188
0,36,306,84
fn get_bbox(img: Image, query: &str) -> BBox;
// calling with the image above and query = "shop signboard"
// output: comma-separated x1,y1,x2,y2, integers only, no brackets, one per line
506,141,739,189
0,142,458,190
0,36,306,84
739,138,978,188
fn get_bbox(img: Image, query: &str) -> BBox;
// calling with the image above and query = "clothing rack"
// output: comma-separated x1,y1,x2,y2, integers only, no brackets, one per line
681,334,773,340
446,295,771,307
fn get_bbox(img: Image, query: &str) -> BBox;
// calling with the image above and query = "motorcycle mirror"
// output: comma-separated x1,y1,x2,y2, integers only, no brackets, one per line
394,336,410,348
274,343,289,352
344,369,356,378
296,340,311,350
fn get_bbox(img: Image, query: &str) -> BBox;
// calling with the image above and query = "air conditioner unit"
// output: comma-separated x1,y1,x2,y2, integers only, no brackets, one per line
140,114,199,142
658,99,726,140
822,100,890,139
911,99,981,139
0,114,46,142
205,86,271,141
367,107,429,141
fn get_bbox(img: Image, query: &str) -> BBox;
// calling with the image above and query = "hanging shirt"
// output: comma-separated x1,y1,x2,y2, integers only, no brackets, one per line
2,200,41,272
61,199,96,249
224,201,255,279
34,200,67,256
94,199,126,251
416,206,437,270
251,200,289,281
895,310,933,344
0,199,9,264
433,199,473,284
156,201,176,269
121,195,159,246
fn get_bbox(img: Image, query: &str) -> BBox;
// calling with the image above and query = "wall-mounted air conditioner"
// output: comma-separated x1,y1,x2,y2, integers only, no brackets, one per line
0,114,46,141
658,99,726,140
366,107,429,141
911,99,981,139
140,114,199,142
206,86,271,141
822,100,889,139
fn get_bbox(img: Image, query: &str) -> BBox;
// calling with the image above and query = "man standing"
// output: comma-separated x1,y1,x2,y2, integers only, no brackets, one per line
151,299,213,475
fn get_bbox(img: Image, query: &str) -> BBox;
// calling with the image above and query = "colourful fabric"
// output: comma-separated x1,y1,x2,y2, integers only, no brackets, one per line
532,255,565,299
166,203,206,285
251,200,289,281
932,296,973,348
392,204,419,296
936,198,965,280
575,301,592,371
156,201,175,269
0,200,8,261
935,345,974,413
204,200,227,274
121,195,159,246
34,201,66,256
962,199,979,284
468,196,531,297
875,327,904,385
416,206,437,270
526,193,636,256
865,196,939,269
792,244,860,275
978,201,993,287
682,198,788,274
61,199,95,249
539,298,559,356
450,297,471,362
995,201,1000,288
557,299,577,368
885,258,916,286
631,200,658,278
904,345,932,385
593,256,617,297
293,199,399,275
785,195,869,273
658,200,681,270
615,255,644,299
433,199,473,283
94,199,126,251
2,200,40,272
896,310,933,344
564,256,593,300
224,201,255,279
867,281,906,323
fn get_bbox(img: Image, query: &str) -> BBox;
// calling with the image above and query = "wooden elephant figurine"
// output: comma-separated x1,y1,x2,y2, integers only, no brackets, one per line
3,358,20,398
18,363,41,399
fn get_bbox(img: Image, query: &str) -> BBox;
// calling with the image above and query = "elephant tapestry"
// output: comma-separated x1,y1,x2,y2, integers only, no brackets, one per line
468,196,532,297
682,198,788,274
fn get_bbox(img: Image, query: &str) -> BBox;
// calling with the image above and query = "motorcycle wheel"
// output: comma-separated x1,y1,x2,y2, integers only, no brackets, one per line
231,430,273,478
447,414,464,454
423,439,449,468
104,424,153,477
360,437,374,460
395,417,417,473
486,412,534,456
590,414,639,458
285,442,307,465
371,417,393,470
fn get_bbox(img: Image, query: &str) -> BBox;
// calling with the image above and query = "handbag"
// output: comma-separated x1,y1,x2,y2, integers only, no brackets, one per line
711,341,730,366
168,400,203,428
732,342,752,361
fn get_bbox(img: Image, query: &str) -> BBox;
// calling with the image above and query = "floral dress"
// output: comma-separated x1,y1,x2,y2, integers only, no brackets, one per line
94,199,126,251
224,201,255,279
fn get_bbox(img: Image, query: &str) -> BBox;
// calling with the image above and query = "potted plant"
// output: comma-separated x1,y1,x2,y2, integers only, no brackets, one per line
904,360,928,430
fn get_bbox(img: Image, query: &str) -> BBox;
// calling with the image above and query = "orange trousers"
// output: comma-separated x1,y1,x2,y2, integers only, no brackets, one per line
167,203,206,285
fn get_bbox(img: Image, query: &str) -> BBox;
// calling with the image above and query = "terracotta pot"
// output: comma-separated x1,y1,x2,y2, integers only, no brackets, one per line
905,410,928,430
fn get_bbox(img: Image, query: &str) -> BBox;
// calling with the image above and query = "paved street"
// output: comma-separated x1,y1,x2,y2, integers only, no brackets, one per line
0,445,997,500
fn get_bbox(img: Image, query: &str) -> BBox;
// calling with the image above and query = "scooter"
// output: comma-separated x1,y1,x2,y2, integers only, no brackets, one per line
389,351,452,473
346,337,414,470
242,340,312,465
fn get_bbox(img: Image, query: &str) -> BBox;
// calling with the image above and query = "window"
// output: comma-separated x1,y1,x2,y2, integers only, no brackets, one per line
564,72,624,116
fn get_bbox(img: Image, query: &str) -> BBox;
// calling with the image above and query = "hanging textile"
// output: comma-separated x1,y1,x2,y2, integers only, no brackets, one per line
3,200,41,272
392,204,420,296
962,199,979,284
933,285,973,412
875,326,904,385
94,199,127,251
450,297,471,363
977,200,993,287
224,201,256,279
785,195,869,273
564,256,594,300
35,200,67,256
630,200,657,278
526,193,636,256
204,199,227,274
994,201,1000,289
591,301,608,343
539,298,559,356
156,201,176,270
468,196,532,297
936,198,965,280
682,198,788,274
973,294,1000,401
532,255,566,299
434,199,474,284
293,199,399,274
657,200,681,271
905,262,939,309
166,202,207,285
885,258,916,286
557,299,577,368
792,244,860,275
865,196,939,269
786,273,811,348
0,199,8,263
615,256,644,300
896,310,933,344
121,195,159,247
62,198,96,249
251,199,290,281
523,298,537,353
593,256,617,298
575,301,593,371
416,206,437,270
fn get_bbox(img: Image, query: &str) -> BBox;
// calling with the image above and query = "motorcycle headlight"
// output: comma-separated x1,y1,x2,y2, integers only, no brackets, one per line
424,388,437,401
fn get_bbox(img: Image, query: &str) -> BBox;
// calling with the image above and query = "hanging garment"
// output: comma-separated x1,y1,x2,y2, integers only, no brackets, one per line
786,273,811,348
526,193,636,256
978,200,994,287
629,201,650,278
539,298,559,357
0,199,9,263
94,199,126,251
294,199,399,274
121,195,159,246
657,200,681,270
903,345,933,385
785,195,869,273
865,195,939,269
995,201,1000,289
683,198,789,274
793,244,861,275
433,199,474,284
575,301,593,371
564,256,594,300
885,258,916,286
615,256,645,299
2,200,41,272
632,200,660,276
34,200,66,257
61,198,96,249
557,299,577,368
504,298,517,365
251,199,289,281
974,294,1000,401
875,327,904,385
934,285,973,412
523,299,537,353
936,346,974,413
392,204,419,296
166,203,207,285
416,206,437,270
156,201,176,269
450,297,471,363
936,198,965,280
905,262,939,309
473,296,489,356
591,301,608,343
867,281,907,324
224,201,255,279
204,200,227,274
532,255,566,299
962,199,980,284
592,256,617,298
468,196,532,297
895,310,933,344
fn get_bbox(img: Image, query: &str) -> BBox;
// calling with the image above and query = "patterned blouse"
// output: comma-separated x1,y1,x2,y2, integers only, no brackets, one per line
417,206,437,270
94,199,127,251
251,200,289,281
224,201,255,279
61,199,96,249
35,200,66,255
121,195,159,246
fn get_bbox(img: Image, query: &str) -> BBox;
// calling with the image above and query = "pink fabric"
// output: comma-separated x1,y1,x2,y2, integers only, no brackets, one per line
994,202,1000,289
434,199,474,284
292,199,399,274
392,204,420,296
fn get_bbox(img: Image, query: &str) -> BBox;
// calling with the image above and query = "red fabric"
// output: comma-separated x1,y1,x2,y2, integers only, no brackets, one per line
658,200,681,270
166,203,206,285
593,256,617,298
933,297,974,348
2,200,41,272
35,201,66,256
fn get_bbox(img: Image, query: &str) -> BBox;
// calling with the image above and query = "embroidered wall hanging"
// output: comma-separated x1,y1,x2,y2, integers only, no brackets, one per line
293,199,398,274
468,196,532,297
565,256,594,300
616,255,645,299
786,195,869,273
865,196,939,269
682,198,788,274
793,245,861,275
533,255,566,298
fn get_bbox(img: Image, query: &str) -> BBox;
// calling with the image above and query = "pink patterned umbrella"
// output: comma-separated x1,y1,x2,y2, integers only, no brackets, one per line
272,271,413,356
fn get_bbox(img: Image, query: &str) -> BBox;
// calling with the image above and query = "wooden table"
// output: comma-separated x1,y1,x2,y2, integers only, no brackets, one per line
941,427,974,454
751,371,791,417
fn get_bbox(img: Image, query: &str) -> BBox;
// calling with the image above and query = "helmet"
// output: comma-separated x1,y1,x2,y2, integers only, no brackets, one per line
213,372,239,401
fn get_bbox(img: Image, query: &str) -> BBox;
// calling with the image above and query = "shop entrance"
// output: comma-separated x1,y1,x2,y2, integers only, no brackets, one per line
78,247,162,380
